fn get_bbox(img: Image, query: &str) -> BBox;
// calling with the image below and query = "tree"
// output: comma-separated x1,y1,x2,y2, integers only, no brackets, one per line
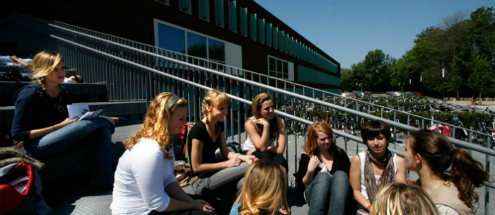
349,50,396,92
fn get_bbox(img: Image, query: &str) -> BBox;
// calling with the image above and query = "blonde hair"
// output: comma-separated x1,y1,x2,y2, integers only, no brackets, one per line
31,51,63,91
124,92,186,159
304,122,338,156
233,159,289,215
370,182,438,215
201,89,230,142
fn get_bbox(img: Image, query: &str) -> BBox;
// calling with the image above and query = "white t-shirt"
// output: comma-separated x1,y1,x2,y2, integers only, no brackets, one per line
111,138,177,215
63,77,75,83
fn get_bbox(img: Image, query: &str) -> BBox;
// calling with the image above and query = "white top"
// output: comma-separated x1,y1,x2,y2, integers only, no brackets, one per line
63,77,75,83
358,151,397,201
243,117,277,151
111,138,177,215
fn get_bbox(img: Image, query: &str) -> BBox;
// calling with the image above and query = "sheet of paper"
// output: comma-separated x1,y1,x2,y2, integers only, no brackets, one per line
79,109,103,121
67,104,90,119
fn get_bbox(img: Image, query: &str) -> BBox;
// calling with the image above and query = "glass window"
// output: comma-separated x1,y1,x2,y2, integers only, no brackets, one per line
259,19,265,44
279,31,284,52
229,0,237,32
157,24,185,53
215,0,224,27
187,32,207,58
273,27,278,49
208,38,225,63
268,56,290,79
199,0,209,21
155,0,169,5
179,0,191,14
250,13,257,41
266,23,272,47
240,7,248,37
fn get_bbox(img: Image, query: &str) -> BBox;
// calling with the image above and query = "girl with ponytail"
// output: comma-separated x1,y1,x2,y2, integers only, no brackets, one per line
404,130,490,215
189,89,256,212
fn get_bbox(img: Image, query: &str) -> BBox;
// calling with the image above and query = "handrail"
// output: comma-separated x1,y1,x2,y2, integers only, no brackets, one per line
50,21,495,144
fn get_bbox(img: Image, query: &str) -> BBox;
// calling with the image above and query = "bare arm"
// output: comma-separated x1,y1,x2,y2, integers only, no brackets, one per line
190,137,236,174
302,155,319,187
272,118,286,154
10,56,32,68
244,118,271,152
350,155,371,209
395,156,406,183
28,118,78,139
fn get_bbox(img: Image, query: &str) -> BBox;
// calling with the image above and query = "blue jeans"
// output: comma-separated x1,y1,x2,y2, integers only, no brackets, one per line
304,170,352,215
24,117,115,186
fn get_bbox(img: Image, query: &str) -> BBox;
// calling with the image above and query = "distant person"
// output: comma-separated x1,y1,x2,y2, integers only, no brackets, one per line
230,159,290,215
295,122,352,215
11,51,115,190
63,74,84,83
350,120,406,214
370,182,438,215
111,93,216,215
405,130,490,215
243,93,287,171
10,55,33,68
188,89,256,212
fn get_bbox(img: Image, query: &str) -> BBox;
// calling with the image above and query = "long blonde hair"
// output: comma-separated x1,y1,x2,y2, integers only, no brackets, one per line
125,92,186,159
201,89,230,142
234,159,289,215
31,51,63,91
370,182,438,215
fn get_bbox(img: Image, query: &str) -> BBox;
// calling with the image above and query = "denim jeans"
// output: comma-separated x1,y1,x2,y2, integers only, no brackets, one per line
23,117,115,186
304,170,352,215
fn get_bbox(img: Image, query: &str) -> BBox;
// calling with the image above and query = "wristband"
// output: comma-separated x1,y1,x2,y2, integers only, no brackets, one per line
366,204,372,211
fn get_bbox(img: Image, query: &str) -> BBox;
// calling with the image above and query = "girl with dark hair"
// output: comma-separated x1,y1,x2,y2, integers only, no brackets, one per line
295,122,352,215
405,130,490,215
243,93,287,170
349,120,406,214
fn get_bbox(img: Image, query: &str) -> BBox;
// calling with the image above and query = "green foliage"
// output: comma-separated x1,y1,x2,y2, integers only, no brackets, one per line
343,7,495,98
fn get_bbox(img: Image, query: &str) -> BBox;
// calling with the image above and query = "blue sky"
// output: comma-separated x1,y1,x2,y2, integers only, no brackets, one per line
253,0,495,69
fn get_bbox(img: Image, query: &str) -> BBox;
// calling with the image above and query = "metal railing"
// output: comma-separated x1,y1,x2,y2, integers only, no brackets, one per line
51,21,495,148
48,22,494,214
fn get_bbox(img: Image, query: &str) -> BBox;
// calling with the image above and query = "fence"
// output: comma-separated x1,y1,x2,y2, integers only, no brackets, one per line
49,21,494,214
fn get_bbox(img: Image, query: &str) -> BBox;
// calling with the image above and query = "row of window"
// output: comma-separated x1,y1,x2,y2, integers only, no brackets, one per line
297,65,340,86
157,23,225,63
155,0,338,74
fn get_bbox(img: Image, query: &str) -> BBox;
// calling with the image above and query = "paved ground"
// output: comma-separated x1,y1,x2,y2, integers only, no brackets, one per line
44,122,495,215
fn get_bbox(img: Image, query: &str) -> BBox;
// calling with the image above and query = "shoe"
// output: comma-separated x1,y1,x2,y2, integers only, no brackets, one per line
118,117,129,125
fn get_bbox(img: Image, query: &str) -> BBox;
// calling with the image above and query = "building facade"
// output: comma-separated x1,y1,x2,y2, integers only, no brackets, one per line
1,0,341,93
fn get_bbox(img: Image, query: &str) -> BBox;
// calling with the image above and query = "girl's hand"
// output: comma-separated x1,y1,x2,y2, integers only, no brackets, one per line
226,157,241,167
307,155,320,172
242,155,257,165
192,200,214,212
254,118,270,127
58,118,78,128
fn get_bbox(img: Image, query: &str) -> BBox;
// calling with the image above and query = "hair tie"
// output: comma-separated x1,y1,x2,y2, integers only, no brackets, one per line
166,94,179,110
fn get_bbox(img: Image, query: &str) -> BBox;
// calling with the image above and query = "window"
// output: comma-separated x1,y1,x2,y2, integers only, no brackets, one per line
187,32,207,58
240,7,248,37
155,0,169,5
208,39,225,63
157,24,185,53
266,23,271,46
179,0,191,14
199,0,209,21
268,56,290,79
259,19,265,44
273,27,278,49
250,13,257,41
229,0,237,32
279,31,284,52
215,0,224,27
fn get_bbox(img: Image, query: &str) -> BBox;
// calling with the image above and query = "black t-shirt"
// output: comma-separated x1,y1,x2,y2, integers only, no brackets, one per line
188,120,225,176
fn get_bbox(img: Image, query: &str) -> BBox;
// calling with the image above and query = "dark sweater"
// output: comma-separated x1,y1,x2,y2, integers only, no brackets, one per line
188,120,224,177
295,148,351,193
11,82,72,142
